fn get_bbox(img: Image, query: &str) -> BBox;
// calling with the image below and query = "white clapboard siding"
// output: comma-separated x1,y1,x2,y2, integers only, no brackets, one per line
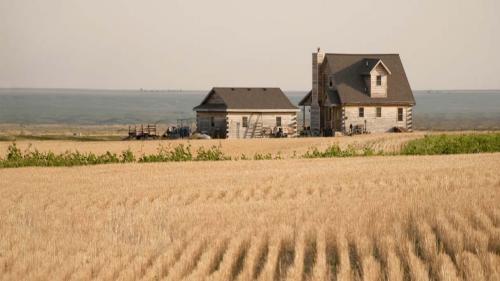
226,112,297,139
344,106,410,133
370,64,388,98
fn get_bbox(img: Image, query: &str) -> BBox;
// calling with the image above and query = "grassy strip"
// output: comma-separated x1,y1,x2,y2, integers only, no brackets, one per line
302,144,380,158
302,133,500,158
1,133,499,168
0,143,231,168
0,144,134,168
138,144,231,162
400,133,500,155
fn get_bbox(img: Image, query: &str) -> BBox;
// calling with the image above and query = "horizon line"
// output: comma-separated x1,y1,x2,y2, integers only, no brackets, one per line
1,87,500,93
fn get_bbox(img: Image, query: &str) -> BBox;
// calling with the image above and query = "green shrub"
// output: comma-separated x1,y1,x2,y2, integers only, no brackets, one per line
195,146,231,161
6,142,22,161
253,153,273,160
401,133,500,155
362,146,376,156
121,149,136,163
139,144,193,162
302,147,322,158
0,143,126,168
302,144,359,158
170,144,193,161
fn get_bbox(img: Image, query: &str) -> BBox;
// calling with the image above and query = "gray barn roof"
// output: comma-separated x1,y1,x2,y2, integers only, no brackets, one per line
300,54,415,106
194,87,298,111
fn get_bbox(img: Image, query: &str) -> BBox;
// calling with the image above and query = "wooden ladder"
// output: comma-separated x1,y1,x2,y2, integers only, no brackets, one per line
254,115,263,138
289,115,298,137
407,107,413,132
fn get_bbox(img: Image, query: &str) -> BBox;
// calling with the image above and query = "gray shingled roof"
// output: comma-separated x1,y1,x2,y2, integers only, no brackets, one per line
298,89,341,106
301,54,415,106
298,90,312,106
328,54,414,105
326,89,341,105
194,87,298,111
360,58,382,75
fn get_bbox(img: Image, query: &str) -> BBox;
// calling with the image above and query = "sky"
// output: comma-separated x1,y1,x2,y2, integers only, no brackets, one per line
1,0,499,91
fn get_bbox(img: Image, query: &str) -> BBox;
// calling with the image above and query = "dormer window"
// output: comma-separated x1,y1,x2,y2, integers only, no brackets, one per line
362,58,391,98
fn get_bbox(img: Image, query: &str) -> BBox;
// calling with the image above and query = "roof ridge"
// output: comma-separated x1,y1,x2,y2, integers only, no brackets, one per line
213,87,280,89
325,53,400,56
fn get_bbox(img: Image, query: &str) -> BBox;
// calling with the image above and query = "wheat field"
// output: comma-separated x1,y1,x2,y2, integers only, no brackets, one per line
0,151,500,281
0,143,499,281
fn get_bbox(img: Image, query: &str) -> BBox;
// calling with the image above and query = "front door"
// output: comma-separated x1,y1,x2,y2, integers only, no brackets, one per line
332,107,342,131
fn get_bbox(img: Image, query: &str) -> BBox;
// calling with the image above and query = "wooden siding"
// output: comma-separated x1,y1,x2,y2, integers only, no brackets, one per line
322,106,343,131
344,106,410,133
226,112,297,139
370,64,388,98
196,112,227,138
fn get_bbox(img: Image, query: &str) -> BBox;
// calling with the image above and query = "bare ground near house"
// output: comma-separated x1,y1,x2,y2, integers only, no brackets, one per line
0,152,499,280
0,123,130,137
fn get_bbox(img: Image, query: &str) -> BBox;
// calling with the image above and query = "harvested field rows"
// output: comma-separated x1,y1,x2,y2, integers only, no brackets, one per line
0,153,499,280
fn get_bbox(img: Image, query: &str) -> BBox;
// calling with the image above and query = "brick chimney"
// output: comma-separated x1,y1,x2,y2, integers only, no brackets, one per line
311,47,325,134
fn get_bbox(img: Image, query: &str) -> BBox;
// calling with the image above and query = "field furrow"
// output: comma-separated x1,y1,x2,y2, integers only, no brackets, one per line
0,151,499,280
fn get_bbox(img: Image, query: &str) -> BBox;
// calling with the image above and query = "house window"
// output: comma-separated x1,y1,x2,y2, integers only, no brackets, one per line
242,116,248,127
397,108,404,121
210,116,215,127
276,116,282,127
376,75,382,86
359,107,364,118
326,108,331,121
376,107,382,117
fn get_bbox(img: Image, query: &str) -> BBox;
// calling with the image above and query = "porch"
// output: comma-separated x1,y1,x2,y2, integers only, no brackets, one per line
298,90,343,136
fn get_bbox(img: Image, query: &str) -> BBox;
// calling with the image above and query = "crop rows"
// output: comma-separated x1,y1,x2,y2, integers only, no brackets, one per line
0,153,499,280
1,207,498,280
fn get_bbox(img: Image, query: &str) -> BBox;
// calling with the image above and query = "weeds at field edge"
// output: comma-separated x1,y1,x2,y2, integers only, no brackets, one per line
1,133,499,168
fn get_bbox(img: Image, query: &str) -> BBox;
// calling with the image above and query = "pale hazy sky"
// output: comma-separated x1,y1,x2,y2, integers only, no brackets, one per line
1,0,499,90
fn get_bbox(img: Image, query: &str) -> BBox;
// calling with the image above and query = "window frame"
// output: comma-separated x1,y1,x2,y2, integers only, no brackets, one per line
397,108,404,121
210,116,215,127
376,75,382,86
242,116,248,128
276,116,282,127
358,107,364,118
376,107,382,118
329,76,334,88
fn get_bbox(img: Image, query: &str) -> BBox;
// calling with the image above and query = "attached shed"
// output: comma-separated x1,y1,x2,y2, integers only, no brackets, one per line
193,87,299,139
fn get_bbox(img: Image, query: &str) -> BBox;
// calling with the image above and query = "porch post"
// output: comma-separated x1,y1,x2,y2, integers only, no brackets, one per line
302,105,306,130
330,107,334,131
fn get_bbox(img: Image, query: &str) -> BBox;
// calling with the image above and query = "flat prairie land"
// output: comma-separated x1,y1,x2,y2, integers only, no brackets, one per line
0,150,499,280
0,131,472,158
